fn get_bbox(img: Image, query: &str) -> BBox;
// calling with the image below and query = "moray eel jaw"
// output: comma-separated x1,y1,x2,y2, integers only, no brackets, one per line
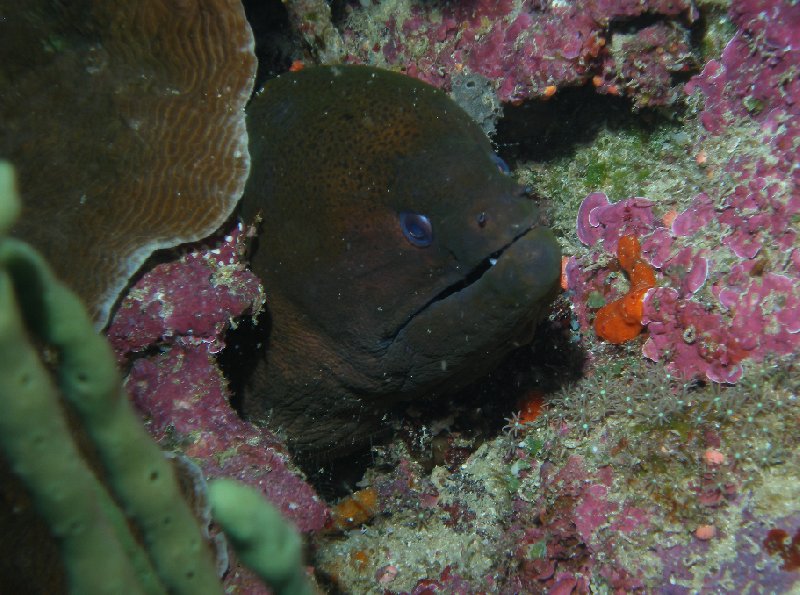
381,226,561,398
242,221,560,453
388,219,546,342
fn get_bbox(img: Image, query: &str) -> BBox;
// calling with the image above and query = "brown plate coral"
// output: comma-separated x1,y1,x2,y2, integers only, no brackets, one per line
0,0,256,327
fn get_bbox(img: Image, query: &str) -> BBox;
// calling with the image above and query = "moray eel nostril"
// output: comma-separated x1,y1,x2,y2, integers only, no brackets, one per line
239,65,561,453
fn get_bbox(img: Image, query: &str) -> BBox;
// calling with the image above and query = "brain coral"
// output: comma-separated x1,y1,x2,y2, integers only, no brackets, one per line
0,0,256,327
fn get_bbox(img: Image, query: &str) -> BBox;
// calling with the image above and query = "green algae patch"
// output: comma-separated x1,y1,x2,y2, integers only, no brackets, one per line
520,123,706,251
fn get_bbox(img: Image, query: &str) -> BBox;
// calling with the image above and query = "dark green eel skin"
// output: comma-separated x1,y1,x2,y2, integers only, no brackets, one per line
240,65,561,453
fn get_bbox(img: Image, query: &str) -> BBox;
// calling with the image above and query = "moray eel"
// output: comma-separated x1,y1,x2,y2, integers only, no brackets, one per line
240,65,560,452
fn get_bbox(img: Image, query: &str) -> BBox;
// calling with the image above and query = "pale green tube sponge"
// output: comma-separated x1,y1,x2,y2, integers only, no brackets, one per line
0,161,19,234
209,479,315,595
0,160,315,595
0,162,222,594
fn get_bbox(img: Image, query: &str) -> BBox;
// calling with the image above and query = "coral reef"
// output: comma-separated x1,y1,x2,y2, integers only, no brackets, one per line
301,0,800,592
315,356,799,592
338,0,698,107
100,0,797,589
0,0,256,327
102,0,797,588
3,0,797,591
565,0,799,382
559,0,798,381
283,0,343,64
107,223,329,589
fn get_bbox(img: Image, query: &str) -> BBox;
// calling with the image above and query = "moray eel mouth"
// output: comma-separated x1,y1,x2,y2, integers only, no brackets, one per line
391,222,541,341
381,223,561,397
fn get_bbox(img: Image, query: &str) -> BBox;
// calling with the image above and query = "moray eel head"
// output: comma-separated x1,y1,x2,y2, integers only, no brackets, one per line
240,65,560,452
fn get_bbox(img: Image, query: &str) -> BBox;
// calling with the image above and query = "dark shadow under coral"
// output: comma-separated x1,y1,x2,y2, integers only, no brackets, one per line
246,306,587,501
241,0,294,92
494,85,678,166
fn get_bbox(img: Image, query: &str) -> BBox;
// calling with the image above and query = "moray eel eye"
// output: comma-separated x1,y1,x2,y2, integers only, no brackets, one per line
399,211,433,247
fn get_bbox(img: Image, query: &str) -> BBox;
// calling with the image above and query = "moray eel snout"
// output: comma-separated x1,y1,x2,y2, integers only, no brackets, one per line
240,65,561,452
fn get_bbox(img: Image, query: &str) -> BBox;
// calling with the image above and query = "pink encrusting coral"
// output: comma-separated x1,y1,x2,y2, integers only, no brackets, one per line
685,0,800,133
504,455,650,593
107,222,329,591
340,0,697,106
565,0,800,383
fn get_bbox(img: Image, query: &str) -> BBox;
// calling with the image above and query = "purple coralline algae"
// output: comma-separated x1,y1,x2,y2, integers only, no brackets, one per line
91,0,800,591
107,222,329,592
340,0,697,107
107,222,261,358
597,21,695,109
656,510,800,593
505,455,649,593
567,0,800,384
686,0,800,133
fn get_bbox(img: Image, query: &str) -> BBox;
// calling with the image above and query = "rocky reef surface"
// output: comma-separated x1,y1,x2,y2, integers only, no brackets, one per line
103,0,799,592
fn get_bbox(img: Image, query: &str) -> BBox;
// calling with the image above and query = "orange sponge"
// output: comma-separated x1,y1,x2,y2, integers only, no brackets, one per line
594,235,656,344
331,487,378,531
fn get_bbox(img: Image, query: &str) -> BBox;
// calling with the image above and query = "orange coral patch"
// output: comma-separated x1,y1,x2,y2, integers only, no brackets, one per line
631,260,657,290
517,389,546,423
350,549,370,569
595,300,643,343
331,487,378,531
594,234,657,344
617,235,640,271
662,209,679,228
621,287,649,323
